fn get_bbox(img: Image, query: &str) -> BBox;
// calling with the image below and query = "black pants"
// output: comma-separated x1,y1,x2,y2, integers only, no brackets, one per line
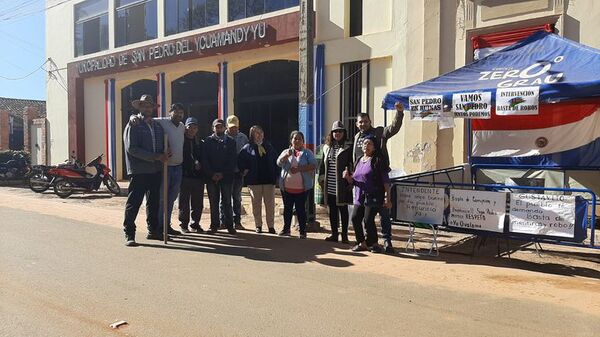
123,172,162,238
282,190,307,234
327,193,348,236
178,176,205,227
351,205,379,246
206,179,233,229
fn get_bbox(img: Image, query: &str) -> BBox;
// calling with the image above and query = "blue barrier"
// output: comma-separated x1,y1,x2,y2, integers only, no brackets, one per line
390,180,598,250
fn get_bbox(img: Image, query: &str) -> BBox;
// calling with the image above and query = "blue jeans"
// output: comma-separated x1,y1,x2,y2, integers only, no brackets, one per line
224,174,244,225
158,165,183,230
207,179,233,229
378,206,392,241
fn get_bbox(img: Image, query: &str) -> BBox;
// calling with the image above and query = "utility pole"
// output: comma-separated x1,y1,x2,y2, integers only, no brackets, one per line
298,0,319,231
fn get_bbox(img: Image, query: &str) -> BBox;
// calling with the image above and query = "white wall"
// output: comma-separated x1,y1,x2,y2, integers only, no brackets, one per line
45,0,73,164
83,78,105,161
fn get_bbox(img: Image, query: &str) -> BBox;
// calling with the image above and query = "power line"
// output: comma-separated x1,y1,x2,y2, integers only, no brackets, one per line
0,59,48,80
0,0,71,22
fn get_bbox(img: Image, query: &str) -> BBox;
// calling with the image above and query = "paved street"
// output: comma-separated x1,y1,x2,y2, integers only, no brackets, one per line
0,187,599,336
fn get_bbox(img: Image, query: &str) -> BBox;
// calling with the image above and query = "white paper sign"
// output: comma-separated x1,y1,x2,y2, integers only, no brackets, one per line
448,189,507,233
495,86,539,115
396,186,445,224
452,92,492,119
509,193,576,238
409,95,443,120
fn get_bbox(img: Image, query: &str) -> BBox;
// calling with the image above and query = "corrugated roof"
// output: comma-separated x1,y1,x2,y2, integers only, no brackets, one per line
0,97,46,118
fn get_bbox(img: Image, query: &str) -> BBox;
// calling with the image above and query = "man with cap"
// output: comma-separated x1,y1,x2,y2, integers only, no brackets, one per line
202,118,238,234
225,115,249,230
353,102,405,254
178,117,205,233
130,103,186,235
122,94,169,246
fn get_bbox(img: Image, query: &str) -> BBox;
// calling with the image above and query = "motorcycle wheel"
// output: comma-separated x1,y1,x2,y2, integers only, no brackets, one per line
104,175,121,195
53,179,73,198
29,173,50,193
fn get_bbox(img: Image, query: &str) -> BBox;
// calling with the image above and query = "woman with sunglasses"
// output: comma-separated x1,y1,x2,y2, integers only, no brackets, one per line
319,121,353,243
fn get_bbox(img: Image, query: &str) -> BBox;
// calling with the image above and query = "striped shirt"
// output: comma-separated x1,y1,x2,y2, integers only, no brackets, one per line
326,145,341,195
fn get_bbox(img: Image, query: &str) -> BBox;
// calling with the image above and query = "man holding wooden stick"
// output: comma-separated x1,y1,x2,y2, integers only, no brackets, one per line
122,95,169,247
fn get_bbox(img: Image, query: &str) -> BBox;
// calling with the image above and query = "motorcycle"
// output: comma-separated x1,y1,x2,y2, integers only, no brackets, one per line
28,156,85,193
49,154,121,198
0,153,31,181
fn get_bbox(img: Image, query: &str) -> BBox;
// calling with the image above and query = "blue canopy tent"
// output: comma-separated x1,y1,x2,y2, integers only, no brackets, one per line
382,31,600,167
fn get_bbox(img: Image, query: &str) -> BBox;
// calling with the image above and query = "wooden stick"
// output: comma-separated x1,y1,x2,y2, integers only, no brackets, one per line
163,133,169,244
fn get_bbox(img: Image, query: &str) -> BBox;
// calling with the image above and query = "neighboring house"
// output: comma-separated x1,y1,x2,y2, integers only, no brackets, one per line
0,97,48,165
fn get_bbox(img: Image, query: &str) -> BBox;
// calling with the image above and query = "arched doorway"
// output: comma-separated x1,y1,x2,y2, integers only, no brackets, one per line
171,71,218,139
120,79,157,178
234,60,299,153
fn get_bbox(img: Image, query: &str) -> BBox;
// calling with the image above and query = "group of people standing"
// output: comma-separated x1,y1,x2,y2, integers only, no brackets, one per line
122,93,404,254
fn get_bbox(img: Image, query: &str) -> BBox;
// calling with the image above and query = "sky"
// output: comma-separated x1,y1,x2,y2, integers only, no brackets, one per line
0,1,47,101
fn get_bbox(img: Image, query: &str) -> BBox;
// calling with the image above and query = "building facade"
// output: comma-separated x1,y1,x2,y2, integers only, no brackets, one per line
46,0,600,179
0,97,48,165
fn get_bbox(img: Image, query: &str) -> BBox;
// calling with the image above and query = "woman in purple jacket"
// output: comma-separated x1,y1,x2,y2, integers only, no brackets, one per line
343,134,391,253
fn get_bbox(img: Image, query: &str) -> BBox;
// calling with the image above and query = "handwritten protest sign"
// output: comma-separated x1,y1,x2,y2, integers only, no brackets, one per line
396,186,445,224
509,193,576,238
448,189,506,232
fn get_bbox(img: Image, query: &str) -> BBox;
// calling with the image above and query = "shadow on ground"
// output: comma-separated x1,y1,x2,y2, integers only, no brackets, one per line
137,231,368,267
400,234,600,280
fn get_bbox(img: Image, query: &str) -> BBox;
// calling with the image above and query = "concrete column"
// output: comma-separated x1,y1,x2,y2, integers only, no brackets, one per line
108,0,115,49
401,0,441,174
219,0,228,25
157,0,165,38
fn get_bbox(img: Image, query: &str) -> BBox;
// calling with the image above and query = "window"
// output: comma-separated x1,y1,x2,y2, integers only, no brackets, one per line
74,0,108,56
349,0,362,37
340,61,369,140
115,0,157,47
228,0,299,22
165,0,219,36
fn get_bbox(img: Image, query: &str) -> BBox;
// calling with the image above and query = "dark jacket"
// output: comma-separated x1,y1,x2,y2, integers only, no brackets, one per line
353,111,403,163
123,120,164,175
202,133,237,182
182,136,204,180
318,143,353,206
237,141,278,186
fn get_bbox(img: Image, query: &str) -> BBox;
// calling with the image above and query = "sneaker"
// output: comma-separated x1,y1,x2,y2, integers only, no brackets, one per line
369,244,383,253
299,233,307,239
125,234,137,247
190,223,204,233
352,242,368,252
167,227,181,235
235,223,245,230
383,240,396,254
180,226,190,234
208,226,218,234
324,235,338,242
255,227,263,233
278,230,291,237
146,233,162,241
227,227,237,235
125,239,138,247
268,228,276,234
